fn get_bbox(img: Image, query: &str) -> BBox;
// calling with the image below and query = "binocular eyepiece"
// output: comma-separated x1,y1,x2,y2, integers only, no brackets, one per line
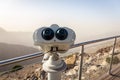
42,28,68,40
42,28,54,40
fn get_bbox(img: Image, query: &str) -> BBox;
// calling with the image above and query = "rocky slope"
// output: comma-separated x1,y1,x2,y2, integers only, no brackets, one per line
0,41,120,80
0,43,39,60
0,42,40,72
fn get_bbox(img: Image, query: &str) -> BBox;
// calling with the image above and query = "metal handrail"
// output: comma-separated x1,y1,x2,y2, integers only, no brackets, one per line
71,35,120,48
0,35,120,80
0,52,44,67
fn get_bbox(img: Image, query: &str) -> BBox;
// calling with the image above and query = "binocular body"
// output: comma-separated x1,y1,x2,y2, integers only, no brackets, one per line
33,24,76,53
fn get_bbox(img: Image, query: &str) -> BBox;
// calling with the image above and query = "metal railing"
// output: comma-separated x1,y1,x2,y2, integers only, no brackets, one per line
0,52,44,67
0,35,120,80
72,35,120,80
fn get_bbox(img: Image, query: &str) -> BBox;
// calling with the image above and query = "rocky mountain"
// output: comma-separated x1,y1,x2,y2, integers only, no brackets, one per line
0,42,39,60
0,42,41,72
0,27,34,47
1,41,120,80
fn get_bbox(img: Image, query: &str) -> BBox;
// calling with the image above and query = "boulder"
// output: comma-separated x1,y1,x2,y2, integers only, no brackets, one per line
65,54,77,70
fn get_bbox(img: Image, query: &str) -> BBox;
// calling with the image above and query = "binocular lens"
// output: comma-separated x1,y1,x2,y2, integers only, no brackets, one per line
56,28,68,40
42,28,54,40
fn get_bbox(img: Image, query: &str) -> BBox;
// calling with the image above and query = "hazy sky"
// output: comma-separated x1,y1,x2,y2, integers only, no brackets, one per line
0,0,120,38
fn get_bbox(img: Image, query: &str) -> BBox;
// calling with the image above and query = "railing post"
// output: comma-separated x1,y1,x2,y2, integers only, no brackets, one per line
109,38,117,75
78,45,84,80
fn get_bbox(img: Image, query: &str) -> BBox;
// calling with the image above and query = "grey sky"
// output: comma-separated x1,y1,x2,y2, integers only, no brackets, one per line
0,0,120,41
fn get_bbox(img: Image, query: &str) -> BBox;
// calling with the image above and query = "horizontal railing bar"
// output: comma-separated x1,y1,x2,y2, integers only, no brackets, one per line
0,52,44,67
71,35,120,48
0,35,120,67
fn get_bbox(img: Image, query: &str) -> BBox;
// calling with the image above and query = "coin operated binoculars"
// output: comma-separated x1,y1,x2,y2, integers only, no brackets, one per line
33,24,76,80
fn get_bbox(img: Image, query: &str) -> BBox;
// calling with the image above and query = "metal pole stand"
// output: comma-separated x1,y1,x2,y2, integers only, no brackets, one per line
42,52,66,80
